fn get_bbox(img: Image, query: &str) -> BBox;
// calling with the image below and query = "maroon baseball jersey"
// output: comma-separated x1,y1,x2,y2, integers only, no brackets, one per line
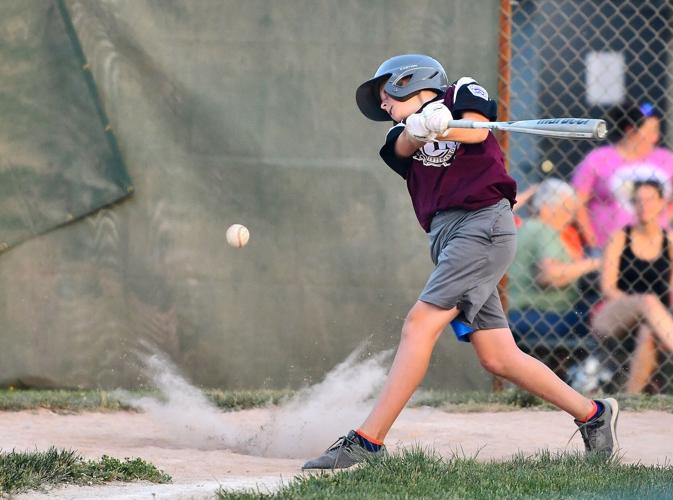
379,78,517,232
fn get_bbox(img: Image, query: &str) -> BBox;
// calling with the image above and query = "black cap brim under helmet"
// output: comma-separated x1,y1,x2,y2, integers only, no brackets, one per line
356,74,393,122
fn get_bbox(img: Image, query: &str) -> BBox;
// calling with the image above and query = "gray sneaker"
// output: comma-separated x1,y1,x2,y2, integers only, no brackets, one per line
574,398,619,455
301,430,386,470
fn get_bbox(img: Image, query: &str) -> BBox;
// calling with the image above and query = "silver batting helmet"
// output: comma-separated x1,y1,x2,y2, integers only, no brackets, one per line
356,54,449,121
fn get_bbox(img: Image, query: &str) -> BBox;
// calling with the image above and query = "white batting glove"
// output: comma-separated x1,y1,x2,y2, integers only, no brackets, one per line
405,113,436,142
422,102,453,134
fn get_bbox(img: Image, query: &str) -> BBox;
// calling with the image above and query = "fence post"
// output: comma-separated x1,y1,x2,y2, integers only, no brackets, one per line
493,0,512,393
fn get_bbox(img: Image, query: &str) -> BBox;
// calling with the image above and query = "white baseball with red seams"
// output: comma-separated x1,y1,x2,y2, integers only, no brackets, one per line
226,224,250,248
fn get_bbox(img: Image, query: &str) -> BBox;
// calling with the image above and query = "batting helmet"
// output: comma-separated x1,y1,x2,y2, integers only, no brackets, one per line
356,54,449,121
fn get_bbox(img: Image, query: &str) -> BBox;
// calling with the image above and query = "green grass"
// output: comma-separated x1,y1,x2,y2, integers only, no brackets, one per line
411,389,673,413
0,389,136,412
205,389,293,410
0,388,291,412
0,388,671,413
0,447,171,494
217,448,673,499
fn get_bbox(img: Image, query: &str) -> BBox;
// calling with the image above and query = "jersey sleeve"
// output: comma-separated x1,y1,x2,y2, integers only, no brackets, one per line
451,77,497,121
379,124,412,179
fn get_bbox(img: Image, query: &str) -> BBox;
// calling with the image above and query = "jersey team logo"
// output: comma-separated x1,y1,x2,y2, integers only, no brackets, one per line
467,84,489,100
413,140,459,167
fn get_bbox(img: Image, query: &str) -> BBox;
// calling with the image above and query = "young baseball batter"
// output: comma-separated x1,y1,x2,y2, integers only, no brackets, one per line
302,54,619,470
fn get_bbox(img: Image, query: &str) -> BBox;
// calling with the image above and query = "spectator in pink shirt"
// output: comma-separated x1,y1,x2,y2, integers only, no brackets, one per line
572,103,673,249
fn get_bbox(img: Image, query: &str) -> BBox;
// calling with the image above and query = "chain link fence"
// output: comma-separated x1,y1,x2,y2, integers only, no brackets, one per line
502,0,673,394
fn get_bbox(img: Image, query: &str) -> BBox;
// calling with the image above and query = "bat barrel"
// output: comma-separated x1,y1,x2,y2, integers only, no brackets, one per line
445,118,607,140
532,118,607,140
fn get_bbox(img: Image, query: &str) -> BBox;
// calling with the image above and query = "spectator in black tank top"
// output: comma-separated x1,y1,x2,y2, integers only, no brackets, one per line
593,180,673,393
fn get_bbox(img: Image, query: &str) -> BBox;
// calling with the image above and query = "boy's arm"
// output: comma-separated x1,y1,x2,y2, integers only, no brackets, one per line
435,111,489,143
395,111,490,158
379,125,412,178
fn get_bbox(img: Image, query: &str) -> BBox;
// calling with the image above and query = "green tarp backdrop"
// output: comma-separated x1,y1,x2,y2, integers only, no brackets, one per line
0,0,500,390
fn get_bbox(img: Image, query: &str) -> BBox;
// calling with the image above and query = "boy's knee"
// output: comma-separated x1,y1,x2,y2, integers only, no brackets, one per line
400,313,442,345
479,354,509,377
478,344,526,377
401,308,420,330
400,318,427,343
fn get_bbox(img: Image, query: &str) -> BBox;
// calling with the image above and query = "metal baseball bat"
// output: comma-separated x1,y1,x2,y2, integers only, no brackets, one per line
445,118,607,140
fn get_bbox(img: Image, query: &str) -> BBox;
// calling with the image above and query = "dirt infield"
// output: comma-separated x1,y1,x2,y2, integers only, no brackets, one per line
4,407,673,499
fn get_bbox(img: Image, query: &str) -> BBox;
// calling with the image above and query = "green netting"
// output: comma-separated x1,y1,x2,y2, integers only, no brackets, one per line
0,0,132,250
0,0,499,389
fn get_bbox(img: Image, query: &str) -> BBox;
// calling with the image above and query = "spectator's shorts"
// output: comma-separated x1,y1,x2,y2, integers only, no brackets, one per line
420,199,517,342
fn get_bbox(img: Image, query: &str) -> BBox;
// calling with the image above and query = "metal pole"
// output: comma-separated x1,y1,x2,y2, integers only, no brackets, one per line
493,0,512,393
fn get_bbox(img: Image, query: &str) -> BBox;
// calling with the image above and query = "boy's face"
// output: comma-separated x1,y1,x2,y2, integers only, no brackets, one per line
378,82,424,122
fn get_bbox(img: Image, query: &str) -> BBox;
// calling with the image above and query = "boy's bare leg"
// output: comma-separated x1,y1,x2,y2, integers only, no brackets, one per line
625,325,658,394
358,301,459,441
470,328,595,420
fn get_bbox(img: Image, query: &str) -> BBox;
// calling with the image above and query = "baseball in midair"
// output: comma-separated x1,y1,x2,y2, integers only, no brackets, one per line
226,224,250,248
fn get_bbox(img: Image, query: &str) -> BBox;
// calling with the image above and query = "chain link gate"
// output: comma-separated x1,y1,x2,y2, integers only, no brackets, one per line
500,0,673,394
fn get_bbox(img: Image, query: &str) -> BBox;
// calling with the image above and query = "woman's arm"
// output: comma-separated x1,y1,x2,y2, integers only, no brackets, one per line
395,111,490,158
512,184,539,213
665,231,673,304
601,229,626,300
536,256,600,288
574,191,598,249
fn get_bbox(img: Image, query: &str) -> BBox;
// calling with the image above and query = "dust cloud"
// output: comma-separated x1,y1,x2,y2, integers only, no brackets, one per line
122,346,391,458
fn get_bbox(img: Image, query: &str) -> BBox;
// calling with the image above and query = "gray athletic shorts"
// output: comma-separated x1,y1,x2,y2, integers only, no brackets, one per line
419,199,517,342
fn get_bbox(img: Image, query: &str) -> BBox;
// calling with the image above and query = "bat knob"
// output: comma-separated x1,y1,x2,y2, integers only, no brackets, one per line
595,120,608,140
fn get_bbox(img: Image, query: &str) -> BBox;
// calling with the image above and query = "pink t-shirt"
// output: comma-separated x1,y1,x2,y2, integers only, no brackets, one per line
572,145,673,247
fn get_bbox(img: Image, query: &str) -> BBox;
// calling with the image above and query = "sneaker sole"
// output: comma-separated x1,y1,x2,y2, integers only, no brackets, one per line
301,462,365,473
604,397,620,452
